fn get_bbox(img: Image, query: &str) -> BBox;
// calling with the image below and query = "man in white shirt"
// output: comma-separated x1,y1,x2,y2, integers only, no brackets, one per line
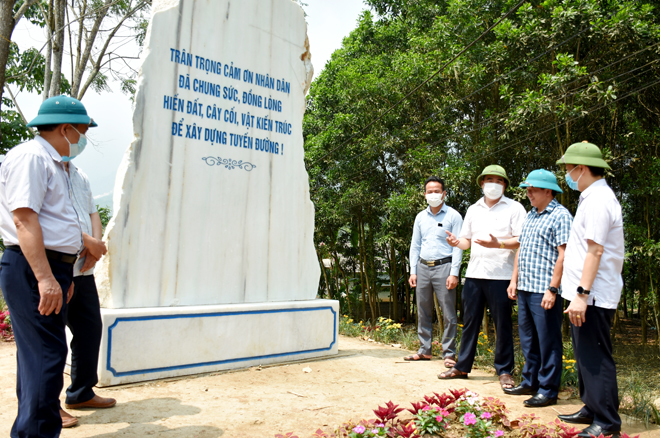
0,95,103,437
61,161,116,420
439,165,526,392
556,142,624,438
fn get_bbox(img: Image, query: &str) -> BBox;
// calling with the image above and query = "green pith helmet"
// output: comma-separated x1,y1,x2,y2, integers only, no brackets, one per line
556,141,610,169
476,164,510,187
519,169,563,193
27,95,97,128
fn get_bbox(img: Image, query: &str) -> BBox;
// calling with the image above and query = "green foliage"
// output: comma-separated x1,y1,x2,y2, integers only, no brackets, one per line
305,0,660,342
97,205,112,232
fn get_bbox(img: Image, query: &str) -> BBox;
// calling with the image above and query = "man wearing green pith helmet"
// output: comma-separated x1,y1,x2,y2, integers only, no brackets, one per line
440,165,526,391
555,141,624,438
0,95,106,437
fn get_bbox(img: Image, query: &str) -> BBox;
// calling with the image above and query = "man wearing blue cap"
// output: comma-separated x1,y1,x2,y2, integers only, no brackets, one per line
501,169,572,408
0,95,103,437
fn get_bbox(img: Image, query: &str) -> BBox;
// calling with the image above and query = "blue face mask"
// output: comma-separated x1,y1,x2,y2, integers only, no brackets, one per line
62,126,87,162
564,166,582,191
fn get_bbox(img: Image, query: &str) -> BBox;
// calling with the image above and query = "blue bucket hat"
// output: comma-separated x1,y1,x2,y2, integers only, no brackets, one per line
27,95,97,128
519,169,563,193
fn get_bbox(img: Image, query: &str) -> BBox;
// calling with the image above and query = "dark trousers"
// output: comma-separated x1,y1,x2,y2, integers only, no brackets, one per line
572,305,621,431
518,291,564,398
64,275,102,404
0,248,73,438
455,278,514,375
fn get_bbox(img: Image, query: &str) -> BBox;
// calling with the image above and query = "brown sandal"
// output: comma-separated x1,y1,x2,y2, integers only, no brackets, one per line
404,353,431,361
438,367,468,379
499,373,515,390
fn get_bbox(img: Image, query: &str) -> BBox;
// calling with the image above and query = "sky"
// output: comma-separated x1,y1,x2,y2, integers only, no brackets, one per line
8,0,369,208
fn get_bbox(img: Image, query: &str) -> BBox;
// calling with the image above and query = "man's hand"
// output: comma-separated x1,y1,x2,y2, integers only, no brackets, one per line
67,282,74,304
507,282,517,300
541,290,556,310
445,231,460,247
82,233,107,260
38,276,64,315
79,247,99,272
565,294,588,326
474,233,500,248
409,274,417,288
446,275,458,290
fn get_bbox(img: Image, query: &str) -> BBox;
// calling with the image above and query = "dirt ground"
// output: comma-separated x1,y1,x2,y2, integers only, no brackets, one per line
0,336,658,438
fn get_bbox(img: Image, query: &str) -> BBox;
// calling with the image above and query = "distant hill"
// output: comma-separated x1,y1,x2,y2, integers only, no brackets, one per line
94,192,113,210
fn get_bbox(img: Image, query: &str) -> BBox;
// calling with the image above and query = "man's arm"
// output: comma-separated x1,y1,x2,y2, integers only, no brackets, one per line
409,217,421,288
565,240,603,326
474,234,520,249
13,208,64,315
447,213,464,290
507,249,520,300
541,244,565,309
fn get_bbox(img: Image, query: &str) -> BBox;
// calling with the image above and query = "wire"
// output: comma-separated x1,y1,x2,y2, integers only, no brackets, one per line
307,0,528,168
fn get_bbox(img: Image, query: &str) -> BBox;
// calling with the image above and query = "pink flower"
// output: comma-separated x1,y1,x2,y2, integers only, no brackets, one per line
376,424,385,428
422,405,431,411
440,409,450,417
481,412,492,419
463,412,477,426
494,430,504,437
371,430,379,434
352,425,365,434
435,415,443,422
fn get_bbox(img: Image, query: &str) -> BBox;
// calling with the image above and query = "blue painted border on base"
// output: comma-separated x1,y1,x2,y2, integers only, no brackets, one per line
106,306,337,377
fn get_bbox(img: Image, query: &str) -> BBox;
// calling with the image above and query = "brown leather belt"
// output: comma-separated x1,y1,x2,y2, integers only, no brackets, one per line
5,245,77,265
419,256,452,267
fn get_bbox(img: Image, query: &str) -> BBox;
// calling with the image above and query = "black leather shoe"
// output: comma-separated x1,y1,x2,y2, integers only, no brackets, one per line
524,393,557,407
558,411,595,425
503,384,537,396
577,424,620,438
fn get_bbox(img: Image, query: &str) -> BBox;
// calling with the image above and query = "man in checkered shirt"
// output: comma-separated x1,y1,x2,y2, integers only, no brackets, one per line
502,169,572,408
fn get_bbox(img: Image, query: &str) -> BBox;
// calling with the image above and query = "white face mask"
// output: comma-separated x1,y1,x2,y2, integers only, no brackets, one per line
483,183,504,200
425,193,444,208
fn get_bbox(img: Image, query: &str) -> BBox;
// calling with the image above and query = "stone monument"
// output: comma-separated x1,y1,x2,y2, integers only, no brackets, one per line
91,0,337,386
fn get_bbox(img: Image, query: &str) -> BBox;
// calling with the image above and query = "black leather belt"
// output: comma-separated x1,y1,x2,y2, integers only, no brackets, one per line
5,245,77,265
419,256,452,267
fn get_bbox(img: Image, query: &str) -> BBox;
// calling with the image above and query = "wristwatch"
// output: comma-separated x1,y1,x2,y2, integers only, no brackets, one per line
577,286,590,295
548,287,558,294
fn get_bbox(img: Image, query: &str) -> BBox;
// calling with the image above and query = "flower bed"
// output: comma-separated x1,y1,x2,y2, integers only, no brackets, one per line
275,389,639,438
0,308,12,342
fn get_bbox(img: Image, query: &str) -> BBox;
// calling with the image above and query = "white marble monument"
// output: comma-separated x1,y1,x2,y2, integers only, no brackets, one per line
90,0,337,386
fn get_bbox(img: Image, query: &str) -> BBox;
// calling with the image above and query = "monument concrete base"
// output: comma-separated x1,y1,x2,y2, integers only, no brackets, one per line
89,299,338,386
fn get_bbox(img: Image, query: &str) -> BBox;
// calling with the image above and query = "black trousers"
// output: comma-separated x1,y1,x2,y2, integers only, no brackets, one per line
455,278,514,375
64,274,102,404
0,247,73,438
572,305,621,431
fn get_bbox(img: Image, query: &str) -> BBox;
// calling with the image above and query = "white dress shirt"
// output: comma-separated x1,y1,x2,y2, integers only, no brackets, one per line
69,163,98,276
460,196,526,280
561,179,624,309
0,136,83,255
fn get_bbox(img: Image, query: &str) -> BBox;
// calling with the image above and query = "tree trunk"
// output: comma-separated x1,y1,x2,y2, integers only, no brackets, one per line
317,250,331,299
390,243,398,322
641,275,648,345
49,0,65,97
0,1,18,139
42,0,54,100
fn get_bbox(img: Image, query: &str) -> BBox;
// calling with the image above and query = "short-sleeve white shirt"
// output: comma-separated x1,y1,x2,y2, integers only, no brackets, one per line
0,136,83,255
69,163,98,276
561,179,624,309
460,196,527,280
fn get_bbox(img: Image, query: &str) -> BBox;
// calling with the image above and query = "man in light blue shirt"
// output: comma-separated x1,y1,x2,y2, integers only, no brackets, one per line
406,176,463,366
